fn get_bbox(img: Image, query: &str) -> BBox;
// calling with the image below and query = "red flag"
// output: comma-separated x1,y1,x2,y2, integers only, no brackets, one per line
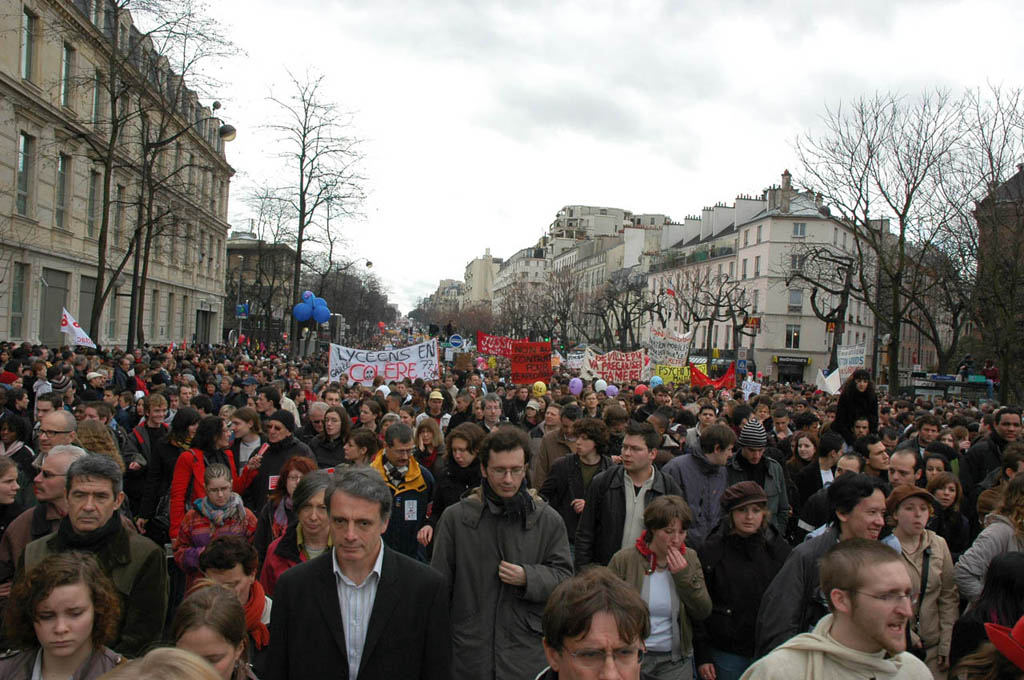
688,361,736,390
689,362,712,388
665,287,676,297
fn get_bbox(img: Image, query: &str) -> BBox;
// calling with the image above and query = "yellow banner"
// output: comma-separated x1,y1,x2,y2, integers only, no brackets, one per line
654,365,690,384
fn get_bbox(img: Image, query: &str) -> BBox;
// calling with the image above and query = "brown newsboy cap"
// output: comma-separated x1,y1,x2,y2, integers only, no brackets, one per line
720,481,768,513
885,484,935,515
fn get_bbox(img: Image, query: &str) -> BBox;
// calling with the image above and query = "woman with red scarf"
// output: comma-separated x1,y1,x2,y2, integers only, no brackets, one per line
608,495,711,680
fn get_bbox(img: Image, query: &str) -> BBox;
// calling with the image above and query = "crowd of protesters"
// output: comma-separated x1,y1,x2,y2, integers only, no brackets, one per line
0,340,1024,679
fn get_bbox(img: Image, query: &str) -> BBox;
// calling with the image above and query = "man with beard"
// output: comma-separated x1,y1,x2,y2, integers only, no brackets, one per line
742,539,931,679
432,425,571,680
755,473,889,657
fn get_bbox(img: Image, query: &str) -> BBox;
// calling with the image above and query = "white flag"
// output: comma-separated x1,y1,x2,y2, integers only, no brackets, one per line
60,308,96,348
814,368,841,395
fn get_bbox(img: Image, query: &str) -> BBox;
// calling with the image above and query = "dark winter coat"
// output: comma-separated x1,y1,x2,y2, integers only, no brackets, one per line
694,524,791,662
539,453,614,544
832,388,878,446
661,451,727,550
427,458,481,529
243,436,314,512
308,434,347,469
573,465,683,571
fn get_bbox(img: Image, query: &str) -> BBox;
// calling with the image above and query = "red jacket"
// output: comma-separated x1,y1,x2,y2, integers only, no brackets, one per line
168,448,258,539
173,504,258,588
258,522,307,597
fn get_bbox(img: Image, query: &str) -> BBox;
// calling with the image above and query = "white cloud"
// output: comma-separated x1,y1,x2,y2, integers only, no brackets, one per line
205,0,1024,314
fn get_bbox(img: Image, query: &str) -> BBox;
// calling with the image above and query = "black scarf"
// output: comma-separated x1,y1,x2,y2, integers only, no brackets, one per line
738,453,768,489
57,512,121,552
446,459,481,487
482,478,534,527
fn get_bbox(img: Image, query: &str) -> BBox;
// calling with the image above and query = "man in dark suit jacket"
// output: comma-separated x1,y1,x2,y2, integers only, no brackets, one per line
266,467,452,680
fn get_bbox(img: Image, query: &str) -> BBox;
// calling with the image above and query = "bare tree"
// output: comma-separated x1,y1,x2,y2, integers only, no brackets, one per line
584,268,662,351
796,91,962,393
263,70,364,353
539,266,585,349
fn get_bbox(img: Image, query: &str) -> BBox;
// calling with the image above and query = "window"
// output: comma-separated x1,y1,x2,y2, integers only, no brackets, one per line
833,227,838,245
713,325,719,347
166,293,174,338
16,132,34,216
10,263,27,338
181,295,188,338
754,256,761,277
728,261,734,279
790,254,806,271
741,259,748,279
21,9,36,82
788,289,803,313
842,232,847,249
61,43,74,107
793,222,807,237
56,154,70,229
743,230,749,247
113,185,125,246
92,70,103,123
785,324,801,349
752,289,759,313
756,225,762,243
87,171,101,237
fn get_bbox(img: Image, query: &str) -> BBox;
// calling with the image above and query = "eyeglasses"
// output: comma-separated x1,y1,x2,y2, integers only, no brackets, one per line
489,466,525,478
852,590,918,606
39,429,73,438
266,424,286,432
310,419,324,425
39,470,66,479
564,646,644,669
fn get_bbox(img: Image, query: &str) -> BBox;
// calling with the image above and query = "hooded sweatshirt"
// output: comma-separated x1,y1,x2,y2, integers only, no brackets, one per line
740,614,932,680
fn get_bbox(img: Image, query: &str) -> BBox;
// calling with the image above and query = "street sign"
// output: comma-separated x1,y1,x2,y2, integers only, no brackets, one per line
235,303,249,319
737,359,748,373
737,347,748,361
448,334,464,348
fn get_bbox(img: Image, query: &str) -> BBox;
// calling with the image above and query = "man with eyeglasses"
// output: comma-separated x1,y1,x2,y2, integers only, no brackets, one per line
539,566,655,680
743,539,931,679
370,423,434,561
35,409,77,463
433,425,572,680
0,445,87,603
755,473,890,658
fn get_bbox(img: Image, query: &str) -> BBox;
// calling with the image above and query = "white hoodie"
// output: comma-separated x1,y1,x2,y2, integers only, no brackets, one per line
741,614,932,680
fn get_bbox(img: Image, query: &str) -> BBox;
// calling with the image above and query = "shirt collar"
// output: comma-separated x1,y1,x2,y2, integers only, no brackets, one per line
332,539,385,587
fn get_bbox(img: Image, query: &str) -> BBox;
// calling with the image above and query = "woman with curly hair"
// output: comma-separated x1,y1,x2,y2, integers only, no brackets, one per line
75,419,126,472
0,552,122,679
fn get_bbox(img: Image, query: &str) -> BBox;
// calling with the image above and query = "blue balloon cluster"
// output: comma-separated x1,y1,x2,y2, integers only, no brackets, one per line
293,290,331,324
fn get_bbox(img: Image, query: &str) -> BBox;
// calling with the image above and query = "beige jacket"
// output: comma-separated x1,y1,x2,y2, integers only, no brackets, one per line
607,544,711,660
899,529,958,657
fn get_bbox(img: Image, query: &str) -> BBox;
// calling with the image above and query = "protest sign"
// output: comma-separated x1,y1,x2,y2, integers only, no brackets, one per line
329,339,439,385
454,352,473,371
511,342,553,384
566,350,585,370
815,368,842,395
581,348,646,383
654,364,690,385
476,331,520,357
647,329,693,366
837,343,866,384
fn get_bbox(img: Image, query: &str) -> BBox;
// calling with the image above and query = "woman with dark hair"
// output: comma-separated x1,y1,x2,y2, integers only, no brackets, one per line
608,495,712,680
0,552,122,679
174,464,258,589
949,552,1024,669
357,399,382,434
342,428,379,466
416,423,484,549
832,368,879,446
695,482,791,680
259,471,332,597
229,408,265,473
253,456,317,565
241,411,313,513
170,417,255,542
141,407,201,546
0,414,35,508
173,584,257,680
309,406,349,469
927,471,971,560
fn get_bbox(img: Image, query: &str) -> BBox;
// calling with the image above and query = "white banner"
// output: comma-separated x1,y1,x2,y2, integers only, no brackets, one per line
837,343,867,384
647,328,693,366
60,308,96,348
329,339,439,385
816,368,842,395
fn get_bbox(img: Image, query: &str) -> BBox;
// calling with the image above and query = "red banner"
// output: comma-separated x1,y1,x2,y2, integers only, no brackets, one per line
688,362,737,390
476,331,521,358
511,342,552,384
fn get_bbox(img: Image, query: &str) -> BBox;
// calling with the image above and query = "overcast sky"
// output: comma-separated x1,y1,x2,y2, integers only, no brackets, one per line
206,0,1024,315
